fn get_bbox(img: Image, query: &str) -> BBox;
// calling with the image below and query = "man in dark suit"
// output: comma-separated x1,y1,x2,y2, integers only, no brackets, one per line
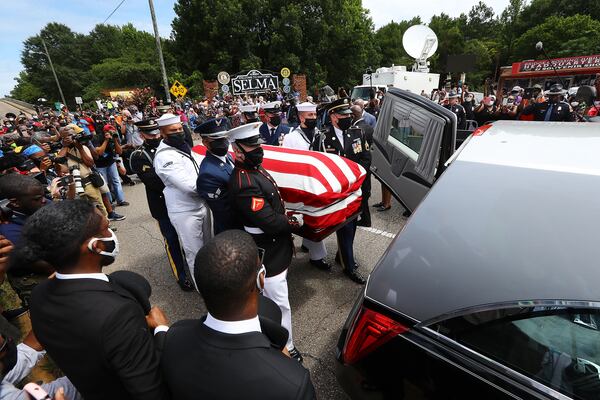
317,98,370,284
195,118,236,234
12,200,170,400
162,230,316,400
259,101,290,145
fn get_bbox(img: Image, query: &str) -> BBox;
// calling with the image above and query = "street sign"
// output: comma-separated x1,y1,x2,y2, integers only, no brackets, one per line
75,97,83,105
283,86,291,94
282,78,290,86
169,80,188,98
280,67,291,78
231,70,279,95
217,71,230,85
221,84,230,93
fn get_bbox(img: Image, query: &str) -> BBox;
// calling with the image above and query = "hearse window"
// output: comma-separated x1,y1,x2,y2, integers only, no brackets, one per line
387,116,423,161
435,306,600,400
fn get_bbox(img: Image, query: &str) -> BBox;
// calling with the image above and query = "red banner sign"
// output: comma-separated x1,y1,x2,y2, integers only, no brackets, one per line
514,55,600,74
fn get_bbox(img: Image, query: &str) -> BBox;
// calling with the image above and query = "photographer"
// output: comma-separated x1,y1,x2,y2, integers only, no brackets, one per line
57,127,109,217
93,125,129,208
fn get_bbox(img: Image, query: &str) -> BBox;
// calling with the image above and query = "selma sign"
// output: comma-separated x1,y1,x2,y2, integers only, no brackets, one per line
231,70,279,95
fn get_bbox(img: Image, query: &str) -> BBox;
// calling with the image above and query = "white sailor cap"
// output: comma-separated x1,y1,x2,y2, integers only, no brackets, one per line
261,101,281,112
296,102,316,113
228,122,264,145
156,113,181,127
240,104,258,113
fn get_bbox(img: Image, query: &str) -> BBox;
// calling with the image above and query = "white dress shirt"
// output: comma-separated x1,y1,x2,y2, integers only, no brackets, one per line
204,312,262,334
334,126,344,147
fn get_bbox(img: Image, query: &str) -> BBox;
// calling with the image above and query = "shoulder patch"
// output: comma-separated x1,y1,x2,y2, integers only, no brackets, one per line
251,197,264,212
162,161,173,168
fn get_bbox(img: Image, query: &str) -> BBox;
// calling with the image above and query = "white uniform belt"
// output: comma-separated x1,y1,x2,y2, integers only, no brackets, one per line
244,226,264,234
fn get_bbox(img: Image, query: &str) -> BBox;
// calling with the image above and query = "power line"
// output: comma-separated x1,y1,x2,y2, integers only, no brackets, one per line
102,0,127,24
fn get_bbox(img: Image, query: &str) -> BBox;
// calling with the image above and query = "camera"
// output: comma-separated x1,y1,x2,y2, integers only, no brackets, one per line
49,142,62,152
17,159,36,172
73,133,91,143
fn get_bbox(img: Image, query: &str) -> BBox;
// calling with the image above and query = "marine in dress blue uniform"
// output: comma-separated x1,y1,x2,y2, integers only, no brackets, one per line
316,98,369,284
130,119,193,291
195,118,237,235
259,101,290,146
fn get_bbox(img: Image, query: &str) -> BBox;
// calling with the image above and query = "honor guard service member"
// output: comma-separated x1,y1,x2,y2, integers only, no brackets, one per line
154,113,211,291
259,101,290,146
228,123,305,362
195,118,237,235
130,119,194,291
318,98,369,285
240,104,260,124
444,91,467,129
282,102,331,271
520,83,576,122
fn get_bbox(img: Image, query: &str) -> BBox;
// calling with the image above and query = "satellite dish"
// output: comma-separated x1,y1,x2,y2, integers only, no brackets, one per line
402,25,438,72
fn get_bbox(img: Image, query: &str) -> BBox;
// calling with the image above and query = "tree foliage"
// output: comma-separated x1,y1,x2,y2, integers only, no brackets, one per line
9,0,600,103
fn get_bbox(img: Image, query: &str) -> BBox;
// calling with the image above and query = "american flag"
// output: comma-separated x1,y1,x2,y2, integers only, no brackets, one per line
192,145,366,240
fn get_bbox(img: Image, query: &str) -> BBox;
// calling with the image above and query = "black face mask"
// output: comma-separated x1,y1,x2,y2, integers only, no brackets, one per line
241,146,264,169
1,336,17,377
145,138,161,148
269,115,281,127
209,138,229,157
337,117,353,131
164,131,186,147
303,118,317,129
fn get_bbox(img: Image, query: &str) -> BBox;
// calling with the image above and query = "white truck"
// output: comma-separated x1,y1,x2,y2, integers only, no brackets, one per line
351,65,440,101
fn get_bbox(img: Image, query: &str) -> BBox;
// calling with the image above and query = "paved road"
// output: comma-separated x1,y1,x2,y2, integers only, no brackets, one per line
107,175,407,399
0,98,37,118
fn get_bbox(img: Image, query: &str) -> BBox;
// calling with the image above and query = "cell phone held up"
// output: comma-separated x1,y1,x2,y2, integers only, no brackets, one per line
57,175,74,188
23,383,52,400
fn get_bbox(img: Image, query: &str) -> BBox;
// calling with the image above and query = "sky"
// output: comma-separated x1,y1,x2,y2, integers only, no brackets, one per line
0,0,511,98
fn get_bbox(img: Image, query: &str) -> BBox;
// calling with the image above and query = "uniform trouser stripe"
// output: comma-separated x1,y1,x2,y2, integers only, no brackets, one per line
156,217,187,282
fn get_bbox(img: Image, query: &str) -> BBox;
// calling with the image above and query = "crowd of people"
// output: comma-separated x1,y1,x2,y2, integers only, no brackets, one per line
0,74,598,398
0,89,379,399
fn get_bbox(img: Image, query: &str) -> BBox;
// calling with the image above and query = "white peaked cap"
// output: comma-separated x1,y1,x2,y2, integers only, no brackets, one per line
227,122,263,142
156,113,181,127
240,104,258,113
296,102,317,112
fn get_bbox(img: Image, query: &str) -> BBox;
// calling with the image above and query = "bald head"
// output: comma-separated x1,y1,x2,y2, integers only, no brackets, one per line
353,99,365,110
350,105,362,121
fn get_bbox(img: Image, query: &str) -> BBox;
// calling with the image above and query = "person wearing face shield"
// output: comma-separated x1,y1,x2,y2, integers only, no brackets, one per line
130,119,193,292
282,102,331,271
12,200,170,400
154,113,210,291
258,102,290,146
228,123,305,363
520,83,576,122
195,118,237,235
317,98,370,285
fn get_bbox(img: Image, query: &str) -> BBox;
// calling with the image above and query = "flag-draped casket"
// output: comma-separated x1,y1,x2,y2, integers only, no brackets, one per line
192,145,366,241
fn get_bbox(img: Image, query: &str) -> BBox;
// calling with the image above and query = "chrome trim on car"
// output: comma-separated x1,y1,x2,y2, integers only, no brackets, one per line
419,326,573,400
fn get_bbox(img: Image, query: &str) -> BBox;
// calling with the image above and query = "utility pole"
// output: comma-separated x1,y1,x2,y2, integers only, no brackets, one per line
41,38,67,107
148,0,171,103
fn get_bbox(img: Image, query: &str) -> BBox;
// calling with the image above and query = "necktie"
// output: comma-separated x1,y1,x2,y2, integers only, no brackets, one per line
270,128,275,140
544,105,554,121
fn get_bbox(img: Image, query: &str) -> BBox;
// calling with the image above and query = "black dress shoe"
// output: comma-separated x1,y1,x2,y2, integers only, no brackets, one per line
344,269,366,284
288,347,304,363
178,278,195,292
300,245,309,253
310,258,332,271
372,202,384,208
356,219,371,227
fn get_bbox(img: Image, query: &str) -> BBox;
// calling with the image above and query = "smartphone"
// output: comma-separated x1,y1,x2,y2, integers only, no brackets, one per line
23,383,51,400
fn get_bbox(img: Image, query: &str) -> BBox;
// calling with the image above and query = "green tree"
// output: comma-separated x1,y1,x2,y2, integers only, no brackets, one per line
374,17,422,67
428,13,465,74
10,72,43,103
513,14,600,60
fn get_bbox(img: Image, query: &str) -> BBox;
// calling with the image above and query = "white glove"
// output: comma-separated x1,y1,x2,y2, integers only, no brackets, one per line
291,213,304,227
